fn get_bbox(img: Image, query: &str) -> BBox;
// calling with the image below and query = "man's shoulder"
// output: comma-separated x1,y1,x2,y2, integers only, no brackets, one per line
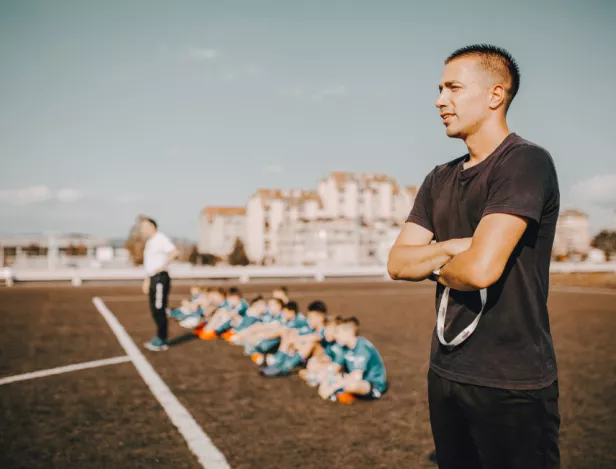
498,134,554,167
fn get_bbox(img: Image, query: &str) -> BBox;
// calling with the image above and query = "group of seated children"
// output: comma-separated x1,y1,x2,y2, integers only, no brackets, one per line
167,285,388,404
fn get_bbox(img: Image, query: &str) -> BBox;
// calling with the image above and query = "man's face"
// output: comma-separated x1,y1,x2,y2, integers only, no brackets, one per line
227,295,241,307
335,325,355,347
140,221,156,239
190,287,201,297
324,324,337,342
307,311,324,329
282,307,295,322
249,300,266,316
210,292,223,305
268,300,282,315
435,57,493,139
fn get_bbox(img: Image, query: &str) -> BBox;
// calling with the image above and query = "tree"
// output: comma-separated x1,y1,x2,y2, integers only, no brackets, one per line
188,246,199,265
228,238,250,266
591,230,616,260
124,216,147,266
201,253,221,266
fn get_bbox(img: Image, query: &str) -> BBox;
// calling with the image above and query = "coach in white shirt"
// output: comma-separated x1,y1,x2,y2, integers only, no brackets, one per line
140,218,179,351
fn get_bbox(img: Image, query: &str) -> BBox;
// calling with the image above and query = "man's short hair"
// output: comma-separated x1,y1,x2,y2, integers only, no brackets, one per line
251,295,264,305
326,315,343,326
307,300,327,314
340,317,360,335
446,44,520,111
228,287,241,297
283,301,298,313
275,286,289,295
142,217,158,229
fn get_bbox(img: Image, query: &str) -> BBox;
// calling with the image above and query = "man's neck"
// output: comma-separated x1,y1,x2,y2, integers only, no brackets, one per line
464,121,511,167
348,336,359,349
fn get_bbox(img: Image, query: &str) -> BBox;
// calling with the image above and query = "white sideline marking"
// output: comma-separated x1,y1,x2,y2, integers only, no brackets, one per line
92,297,230,469
0,356,131,386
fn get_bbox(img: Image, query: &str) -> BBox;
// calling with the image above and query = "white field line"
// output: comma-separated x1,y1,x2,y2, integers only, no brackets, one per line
0,356,131,386
92,297,230,469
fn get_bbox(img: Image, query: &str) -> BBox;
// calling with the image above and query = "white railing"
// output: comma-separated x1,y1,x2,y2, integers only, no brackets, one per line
2,264,390,285
2,262,616,286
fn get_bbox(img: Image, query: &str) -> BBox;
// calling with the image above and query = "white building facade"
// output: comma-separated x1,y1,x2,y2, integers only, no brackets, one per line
199,207,247,258
317,172,416,224
553,209,591,259
221,171,418,266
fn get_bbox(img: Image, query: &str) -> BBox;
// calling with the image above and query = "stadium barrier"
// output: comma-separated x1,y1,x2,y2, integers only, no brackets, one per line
2,262,616,286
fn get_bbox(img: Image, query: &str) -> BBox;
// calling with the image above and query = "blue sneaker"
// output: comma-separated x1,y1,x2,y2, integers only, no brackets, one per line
144,337,169,351
258,365,288,378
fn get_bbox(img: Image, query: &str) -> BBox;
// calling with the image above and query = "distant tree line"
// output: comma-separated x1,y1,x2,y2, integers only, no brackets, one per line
592,230,616,260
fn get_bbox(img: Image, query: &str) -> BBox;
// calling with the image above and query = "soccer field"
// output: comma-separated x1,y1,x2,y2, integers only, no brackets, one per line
1,281,615,469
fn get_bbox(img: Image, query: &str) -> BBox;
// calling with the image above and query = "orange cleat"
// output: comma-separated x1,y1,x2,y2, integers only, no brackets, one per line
220,331,234,341
198,329,218,341
251,353,264,365
336,392,357,405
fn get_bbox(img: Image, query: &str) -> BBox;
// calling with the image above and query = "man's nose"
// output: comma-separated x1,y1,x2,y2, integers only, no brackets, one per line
435,90,448,109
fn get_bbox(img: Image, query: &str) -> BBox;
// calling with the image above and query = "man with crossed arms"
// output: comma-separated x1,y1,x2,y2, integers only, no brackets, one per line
388,44,560,469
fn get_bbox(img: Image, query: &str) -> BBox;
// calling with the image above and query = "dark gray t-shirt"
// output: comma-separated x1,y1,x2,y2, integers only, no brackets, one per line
407,133,560,390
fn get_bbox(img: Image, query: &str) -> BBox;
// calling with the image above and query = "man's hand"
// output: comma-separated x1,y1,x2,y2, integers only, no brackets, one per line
439,214,528,291
142,278,150,295
443,238,473,257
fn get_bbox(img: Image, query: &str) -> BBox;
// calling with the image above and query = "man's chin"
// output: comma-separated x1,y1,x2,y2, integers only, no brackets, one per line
445,126,463,138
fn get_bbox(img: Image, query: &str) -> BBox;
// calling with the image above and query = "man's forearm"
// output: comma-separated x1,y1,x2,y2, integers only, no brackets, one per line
388,242,453,282
438,250,484,291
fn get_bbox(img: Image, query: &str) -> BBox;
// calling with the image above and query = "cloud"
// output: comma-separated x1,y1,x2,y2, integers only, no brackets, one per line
264,165,284,174
56,188,85,203
223,72,237,81
188,47,219,61
0,186,85,206
0,185,53,206
571,174,616,206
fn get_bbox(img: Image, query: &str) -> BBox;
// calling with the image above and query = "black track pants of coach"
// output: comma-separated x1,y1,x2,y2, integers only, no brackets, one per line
428,369,560,469
149,272,170,341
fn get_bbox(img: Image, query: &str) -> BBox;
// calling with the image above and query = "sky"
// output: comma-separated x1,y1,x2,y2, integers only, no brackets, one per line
1,0,615,241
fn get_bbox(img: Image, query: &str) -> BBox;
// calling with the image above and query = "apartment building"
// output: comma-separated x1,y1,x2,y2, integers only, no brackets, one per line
317,171,417,223
553,209,591,258
245,189,321,264
277,216,401,266
277,217,361,266
215,171,417,265
198,206,247,258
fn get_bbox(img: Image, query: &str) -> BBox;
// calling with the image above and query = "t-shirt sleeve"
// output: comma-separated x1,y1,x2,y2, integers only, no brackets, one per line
483,146,556,224
406,169,435,233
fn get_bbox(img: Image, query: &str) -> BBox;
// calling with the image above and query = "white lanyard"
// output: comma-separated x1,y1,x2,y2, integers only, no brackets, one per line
436,287,487,349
